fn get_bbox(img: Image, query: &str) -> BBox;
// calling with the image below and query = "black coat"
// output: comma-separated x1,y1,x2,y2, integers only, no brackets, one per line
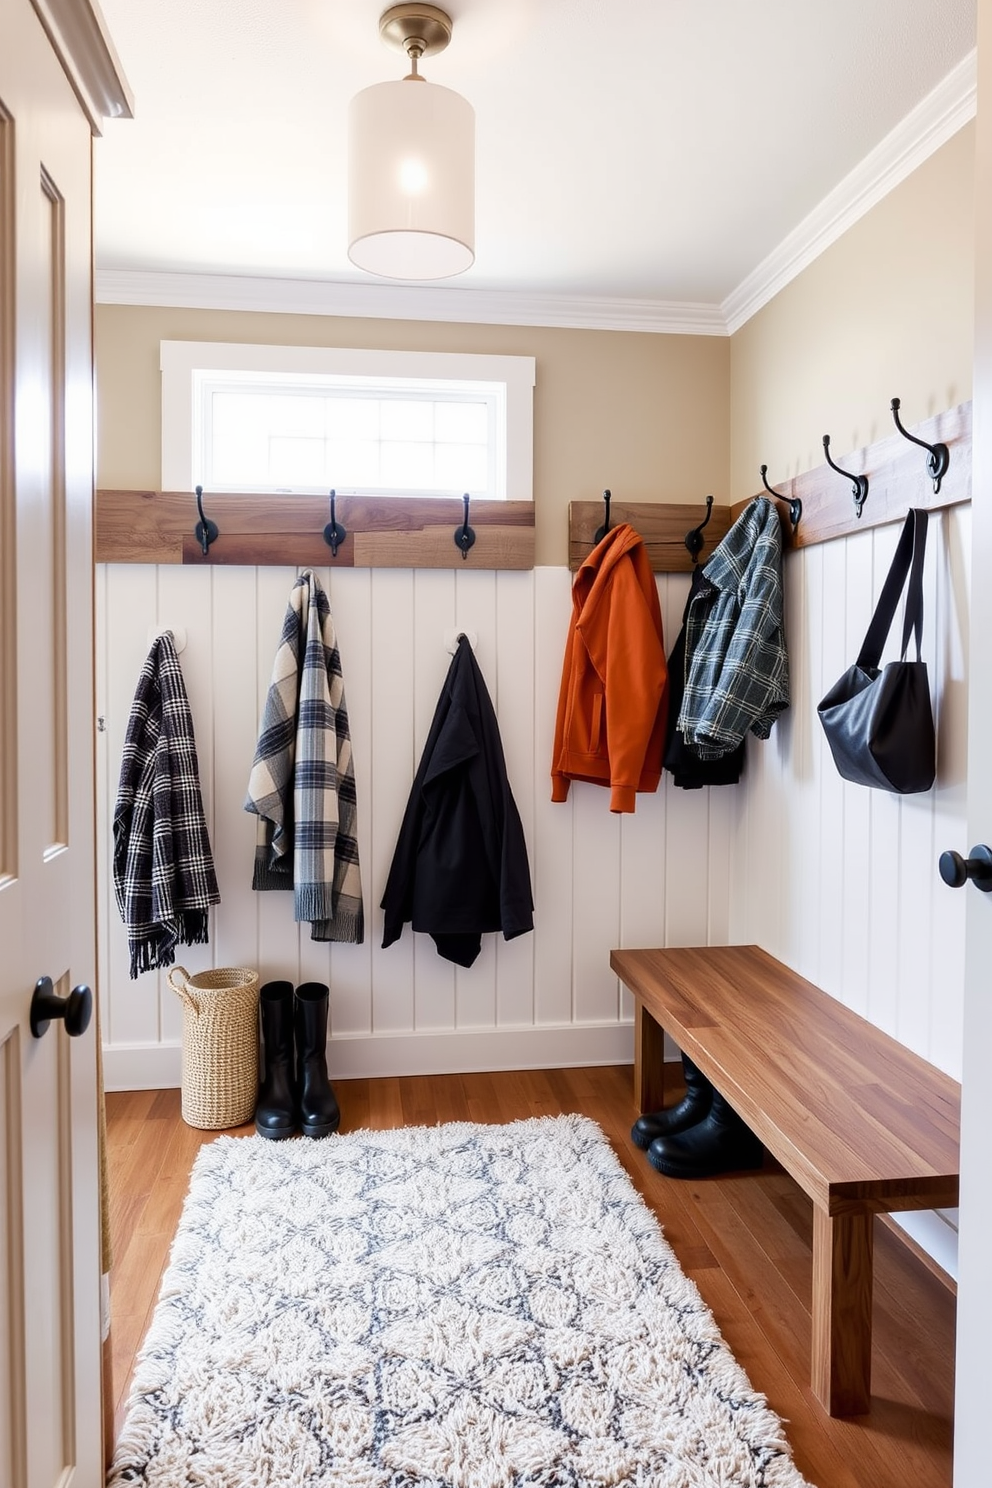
381,636,533,967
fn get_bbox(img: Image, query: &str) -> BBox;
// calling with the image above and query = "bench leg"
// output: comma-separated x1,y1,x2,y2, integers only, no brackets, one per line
633,998,667,1114
811,1205,873,1415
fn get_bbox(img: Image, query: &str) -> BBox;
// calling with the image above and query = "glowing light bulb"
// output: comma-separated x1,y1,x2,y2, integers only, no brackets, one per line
398,157,429,194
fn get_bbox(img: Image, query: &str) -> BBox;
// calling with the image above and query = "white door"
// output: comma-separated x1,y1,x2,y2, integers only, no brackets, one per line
955,15,992,1484
0,0,107,1481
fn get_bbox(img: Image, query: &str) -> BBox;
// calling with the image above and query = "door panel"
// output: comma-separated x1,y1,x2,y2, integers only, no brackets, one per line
0,0,102,1482
955,15,992,1486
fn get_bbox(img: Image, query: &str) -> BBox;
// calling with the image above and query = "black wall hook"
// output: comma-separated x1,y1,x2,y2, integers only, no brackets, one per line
323,489,347,557
593,489,612,543
194,484,218,556
890,398,949,494
684,494,714,564
454,492,476,560
759,465,802,528
822,435,869,518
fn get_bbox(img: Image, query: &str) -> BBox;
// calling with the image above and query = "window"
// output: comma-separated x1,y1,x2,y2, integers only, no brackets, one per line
161,342,535,502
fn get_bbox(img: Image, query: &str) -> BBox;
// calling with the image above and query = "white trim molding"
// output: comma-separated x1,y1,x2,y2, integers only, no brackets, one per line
722,48,977,334
95,269,728,337
103,1023,636,1093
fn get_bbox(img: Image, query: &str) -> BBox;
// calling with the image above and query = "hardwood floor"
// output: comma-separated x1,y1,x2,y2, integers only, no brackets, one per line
106,1066,956,1486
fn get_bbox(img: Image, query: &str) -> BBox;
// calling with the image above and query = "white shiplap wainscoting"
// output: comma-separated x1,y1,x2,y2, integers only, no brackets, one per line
96,564,735,1093
727,508,970,1278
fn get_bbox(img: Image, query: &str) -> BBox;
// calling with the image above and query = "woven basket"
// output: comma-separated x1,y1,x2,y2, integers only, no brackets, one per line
167,966,260,1130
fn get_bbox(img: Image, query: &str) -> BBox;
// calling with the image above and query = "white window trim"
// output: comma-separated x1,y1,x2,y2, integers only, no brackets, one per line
160,340,535,501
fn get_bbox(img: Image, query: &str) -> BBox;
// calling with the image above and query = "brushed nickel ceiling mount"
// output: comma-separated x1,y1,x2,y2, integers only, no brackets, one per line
378,4,453,74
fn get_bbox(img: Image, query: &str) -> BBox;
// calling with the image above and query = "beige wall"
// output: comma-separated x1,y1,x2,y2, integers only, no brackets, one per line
730,123,975,502
95,306,730,567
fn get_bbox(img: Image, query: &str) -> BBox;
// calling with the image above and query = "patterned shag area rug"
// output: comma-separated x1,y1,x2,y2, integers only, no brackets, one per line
108,1114,815,1488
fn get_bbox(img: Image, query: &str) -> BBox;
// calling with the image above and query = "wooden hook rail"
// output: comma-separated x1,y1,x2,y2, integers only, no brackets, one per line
569,400,972,573
94,490,535,570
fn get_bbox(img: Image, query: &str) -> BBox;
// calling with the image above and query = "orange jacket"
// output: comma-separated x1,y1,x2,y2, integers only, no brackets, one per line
551,523,669,812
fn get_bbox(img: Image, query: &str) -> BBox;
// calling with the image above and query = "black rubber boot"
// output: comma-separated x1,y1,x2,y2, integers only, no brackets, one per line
646,1090,763,1178
255,981,297,1139
631,1054,713,1149
295,983,340,1138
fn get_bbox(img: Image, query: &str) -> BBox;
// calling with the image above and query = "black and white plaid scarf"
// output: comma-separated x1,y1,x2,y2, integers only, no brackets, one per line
245,570,364,944
113,632,220,979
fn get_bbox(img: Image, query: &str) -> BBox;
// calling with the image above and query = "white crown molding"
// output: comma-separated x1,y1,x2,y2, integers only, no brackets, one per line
94,268,729,337
31,0,133,132
722,47,977,335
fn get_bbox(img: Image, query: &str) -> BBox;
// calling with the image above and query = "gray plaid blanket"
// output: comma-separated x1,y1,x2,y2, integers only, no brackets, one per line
245,570,364,943
113,632,220,978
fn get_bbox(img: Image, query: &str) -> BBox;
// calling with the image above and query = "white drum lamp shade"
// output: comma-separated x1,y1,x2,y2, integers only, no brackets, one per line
348,77,475,280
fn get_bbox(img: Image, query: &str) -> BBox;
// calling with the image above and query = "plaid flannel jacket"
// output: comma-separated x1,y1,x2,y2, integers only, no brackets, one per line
676,496,790,759
113,632,220,978
245,570,364,943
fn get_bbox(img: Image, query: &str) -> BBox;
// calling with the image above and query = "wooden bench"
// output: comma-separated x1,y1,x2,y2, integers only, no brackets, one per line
610,944,960,1416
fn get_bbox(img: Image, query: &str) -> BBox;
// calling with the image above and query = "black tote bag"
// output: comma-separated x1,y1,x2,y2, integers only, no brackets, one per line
817,508,935,794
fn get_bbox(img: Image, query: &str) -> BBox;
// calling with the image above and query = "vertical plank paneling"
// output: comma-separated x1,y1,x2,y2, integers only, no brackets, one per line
369,568,415,1032
494,570,536,1028
209,568,260,977
703,788,735,947
776,549,807,970
796,545,825,983
103,566,160,1047
98,532,967,1117
411,569,456,1031
571,782,622,1020
734,510,967,1099
322,565,374,1038
895,512,940,1055
663,782,710,948
817,538,848,998
865,524,902,1040
533,568,574,1026
839,531,874,1018
454,569,498,1030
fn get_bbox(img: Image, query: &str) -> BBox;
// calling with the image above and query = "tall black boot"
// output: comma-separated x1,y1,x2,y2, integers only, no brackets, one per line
631,1053,713,1149
646,1089,763,1179
255,981,297,1140
295,983,340,1138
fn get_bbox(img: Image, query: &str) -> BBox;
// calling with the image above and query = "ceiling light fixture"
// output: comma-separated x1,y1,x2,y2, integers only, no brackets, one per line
348,4,475,281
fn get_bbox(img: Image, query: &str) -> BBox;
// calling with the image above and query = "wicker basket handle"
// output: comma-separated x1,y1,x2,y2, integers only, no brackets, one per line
167,966,200,1017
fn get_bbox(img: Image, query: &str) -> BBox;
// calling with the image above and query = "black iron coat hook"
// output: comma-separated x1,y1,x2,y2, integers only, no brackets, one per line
890,398,949,494
593,489,612,544
759,466,802,529
822,435,869,518
454,493,476,560
684,494,714,564
323,489,347,557
194,484,218,556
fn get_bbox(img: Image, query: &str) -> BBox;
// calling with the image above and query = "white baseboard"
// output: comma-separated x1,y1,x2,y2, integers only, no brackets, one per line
102,1022,636,1093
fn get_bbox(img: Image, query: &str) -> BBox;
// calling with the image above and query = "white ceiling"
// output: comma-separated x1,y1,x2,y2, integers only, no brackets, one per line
93,0,977,328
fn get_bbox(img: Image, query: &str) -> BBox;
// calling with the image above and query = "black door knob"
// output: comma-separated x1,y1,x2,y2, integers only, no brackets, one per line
938,845,992,892
30,977,93,1038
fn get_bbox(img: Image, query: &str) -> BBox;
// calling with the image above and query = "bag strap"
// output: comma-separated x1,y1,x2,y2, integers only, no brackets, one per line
856,508,929,670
